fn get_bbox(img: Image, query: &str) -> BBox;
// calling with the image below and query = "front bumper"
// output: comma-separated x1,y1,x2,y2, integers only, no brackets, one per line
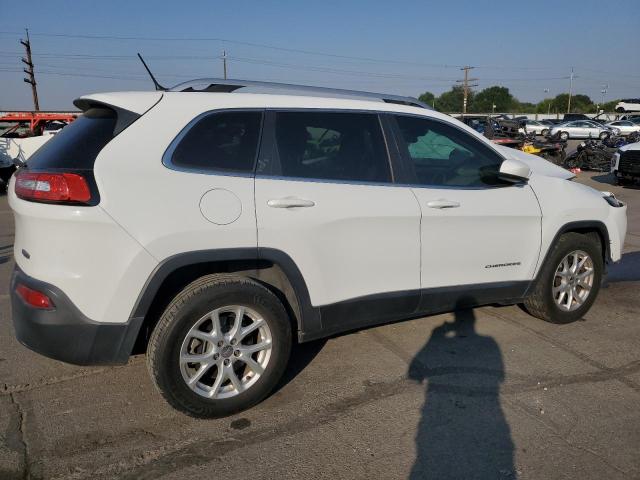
10,266,142,365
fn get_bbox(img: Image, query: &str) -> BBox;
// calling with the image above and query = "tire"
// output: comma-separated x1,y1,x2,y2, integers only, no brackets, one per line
147,273,292,418
599,131,608,140
560,131,569,141
523,232,603,324
541,129,549,136
615,107,625,113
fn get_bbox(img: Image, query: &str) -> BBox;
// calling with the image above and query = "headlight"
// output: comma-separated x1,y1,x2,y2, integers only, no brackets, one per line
602,191,624,207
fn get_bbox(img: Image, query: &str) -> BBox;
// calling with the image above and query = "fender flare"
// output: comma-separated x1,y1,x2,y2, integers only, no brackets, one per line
532,220,611,286
128,247,321,341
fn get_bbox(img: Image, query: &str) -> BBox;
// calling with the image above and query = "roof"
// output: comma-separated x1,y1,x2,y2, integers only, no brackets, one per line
168,78,431,110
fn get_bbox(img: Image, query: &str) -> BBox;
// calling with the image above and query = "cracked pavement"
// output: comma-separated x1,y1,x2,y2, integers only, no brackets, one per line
1,170,639,479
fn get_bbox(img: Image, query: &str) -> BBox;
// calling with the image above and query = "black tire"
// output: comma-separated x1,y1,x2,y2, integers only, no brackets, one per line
560,131,569,141
147,274,292,418
599,131,608,140
541,129,549,136
523,232,603,323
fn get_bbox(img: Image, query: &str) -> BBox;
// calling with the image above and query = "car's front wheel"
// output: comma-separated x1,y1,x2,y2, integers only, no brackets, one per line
147,274,292,418
541,129,549,136
559,131,569,141
523,232,603,324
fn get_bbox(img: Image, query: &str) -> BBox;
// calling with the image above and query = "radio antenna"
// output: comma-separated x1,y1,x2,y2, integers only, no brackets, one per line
137,53,166,91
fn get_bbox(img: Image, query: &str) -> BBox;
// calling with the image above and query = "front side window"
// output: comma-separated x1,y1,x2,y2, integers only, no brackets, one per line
272,111,391,183
394,115,506,187
170,111,262,173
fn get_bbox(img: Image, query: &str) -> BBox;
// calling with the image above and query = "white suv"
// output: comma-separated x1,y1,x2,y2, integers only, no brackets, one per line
8,80,628,417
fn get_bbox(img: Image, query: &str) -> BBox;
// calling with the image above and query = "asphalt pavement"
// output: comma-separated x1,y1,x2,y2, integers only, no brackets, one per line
0,169,639,480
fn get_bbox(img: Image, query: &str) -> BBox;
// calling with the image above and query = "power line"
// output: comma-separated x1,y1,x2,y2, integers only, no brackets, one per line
0,30,465,69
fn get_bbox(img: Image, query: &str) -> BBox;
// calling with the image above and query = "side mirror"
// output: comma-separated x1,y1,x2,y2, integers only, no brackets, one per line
499,159,531,183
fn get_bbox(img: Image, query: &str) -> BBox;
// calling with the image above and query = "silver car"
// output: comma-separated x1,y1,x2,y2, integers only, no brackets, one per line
550,120,619,140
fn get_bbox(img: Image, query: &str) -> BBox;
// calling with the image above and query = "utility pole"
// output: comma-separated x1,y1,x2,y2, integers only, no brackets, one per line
567,67,575,114
222,50,228,80
456,66,477,116
20,28,39,111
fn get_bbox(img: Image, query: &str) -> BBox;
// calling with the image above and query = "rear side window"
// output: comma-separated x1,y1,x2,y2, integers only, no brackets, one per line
169,111,262,173
271,111,391,183
27,108,118,171
394,115,506,187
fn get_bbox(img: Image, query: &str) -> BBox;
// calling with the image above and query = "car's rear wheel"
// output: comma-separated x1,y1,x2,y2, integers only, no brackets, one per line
147,274,292,418
559,131,569,141
523,232,603,324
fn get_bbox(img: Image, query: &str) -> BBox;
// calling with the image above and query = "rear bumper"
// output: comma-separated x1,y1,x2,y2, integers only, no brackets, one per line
10,266,142,366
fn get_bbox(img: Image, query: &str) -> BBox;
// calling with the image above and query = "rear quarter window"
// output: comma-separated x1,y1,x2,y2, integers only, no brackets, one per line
26,108,118,171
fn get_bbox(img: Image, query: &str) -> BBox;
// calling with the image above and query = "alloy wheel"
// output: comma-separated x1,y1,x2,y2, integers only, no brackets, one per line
179,305,272,399
552,250,595,312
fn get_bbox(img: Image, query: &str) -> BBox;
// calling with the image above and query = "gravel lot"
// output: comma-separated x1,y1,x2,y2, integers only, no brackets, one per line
1,169,639,480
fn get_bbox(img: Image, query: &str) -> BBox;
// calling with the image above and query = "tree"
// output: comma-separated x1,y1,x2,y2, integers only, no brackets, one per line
418,91,436,109
471,86,516,113
549,93,594,114
436,85,470,113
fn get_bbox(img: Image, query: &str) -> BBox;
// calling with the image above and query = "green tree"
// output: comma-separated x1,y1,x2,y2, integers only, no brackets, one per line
436,85,470,113
601,99,620,113
418,91,436,109
471,86,516,113
549,93,594,114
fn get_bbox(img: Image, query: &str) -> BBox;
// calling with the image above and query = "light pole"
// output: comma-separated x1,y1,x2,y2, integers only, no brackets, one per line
492,103,496,114
544,88,551,116
600,84,608,111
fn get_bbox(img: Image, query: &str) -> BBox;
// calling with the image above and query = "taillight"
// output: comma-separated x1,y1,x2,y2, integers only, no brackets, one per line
15,171,92,204
16,283,54,309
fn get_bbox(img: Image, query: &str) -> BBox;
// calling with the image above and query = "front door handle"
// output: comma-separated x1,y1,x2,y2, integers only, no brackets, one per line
267,197,316,208
426,199,460,209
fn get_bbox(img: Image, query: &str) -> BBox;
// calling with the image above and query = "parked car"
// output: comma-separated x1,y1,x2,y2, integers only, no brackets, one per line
8,80,628,418
612,141,640,184
550,120,619,140
615,99,640,113
606,121,640,136
518,119,548,135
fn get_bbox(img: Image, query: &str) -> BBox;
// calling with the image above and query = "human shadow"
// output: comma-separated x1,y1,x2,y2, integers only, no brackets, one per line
408,305,515,479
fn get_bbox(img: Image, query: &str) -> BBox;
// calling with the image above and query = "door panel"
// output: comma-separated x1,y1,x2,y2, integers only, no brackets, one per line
255,179,421,306
411,185,542,288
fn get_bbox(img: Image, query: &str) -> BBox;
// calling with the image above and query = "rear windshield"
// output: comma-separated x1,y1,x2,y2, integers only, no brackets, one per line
27,108,118,171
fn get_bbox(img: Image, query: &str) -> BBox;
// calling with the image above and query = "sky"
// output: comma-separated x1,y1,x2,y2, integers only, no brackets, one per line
1,0,639,111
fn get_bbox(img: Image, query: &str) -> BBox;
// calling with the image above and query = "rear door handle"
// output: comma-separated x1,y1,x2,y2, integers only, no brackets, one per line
267,197,316,208
426,199,460,209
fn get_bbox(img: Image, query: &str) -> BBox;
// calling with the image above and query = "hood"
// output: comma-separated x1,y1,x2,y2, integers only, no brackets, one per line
619,141,640,152
495,145,574,180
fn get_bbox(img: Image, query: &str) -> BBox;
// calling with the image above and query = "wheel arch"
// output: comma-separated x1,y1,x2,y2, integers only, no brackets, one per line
535,220,610,283
128,248,319,355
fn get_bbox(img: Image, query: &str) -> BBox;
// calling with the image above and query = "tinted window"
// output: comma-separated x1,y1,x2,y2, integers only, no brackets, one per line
272,111,391,183
171,111,262,173
394,115,506,187
27,108,118,170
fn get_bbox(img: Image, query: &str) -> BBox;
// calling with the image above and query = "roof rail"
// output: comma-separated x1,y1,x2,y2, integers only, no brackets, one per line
168,78,431,110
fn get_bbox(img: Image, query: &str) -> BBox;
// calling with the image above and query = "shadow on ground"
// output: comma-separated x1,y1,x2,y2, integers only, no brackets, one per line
408,305,515,479
591,172,640,189
605,251,640,285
